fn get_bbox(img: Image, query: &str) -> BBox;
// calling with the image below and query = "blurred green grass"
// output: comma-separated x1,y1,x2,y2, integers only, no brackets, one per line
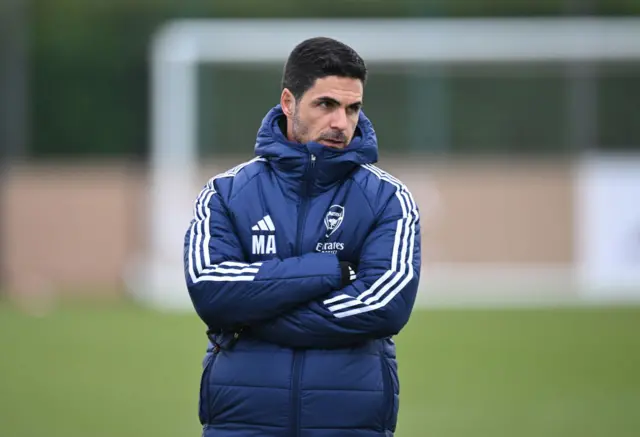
1,300,639,437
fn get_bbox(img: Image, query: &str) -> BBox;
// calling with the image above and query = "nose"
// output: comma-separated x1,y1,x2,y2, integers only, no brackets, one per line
330,108,349,131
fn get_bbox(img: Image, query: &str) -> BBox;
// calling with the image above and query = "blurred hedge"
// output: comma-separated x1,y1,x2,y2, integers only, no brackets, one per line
29,0,640,158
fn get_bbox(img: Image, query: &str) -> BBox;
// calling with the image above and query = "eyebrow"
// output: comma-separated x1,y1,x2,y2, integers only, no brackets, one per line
314,96,362,109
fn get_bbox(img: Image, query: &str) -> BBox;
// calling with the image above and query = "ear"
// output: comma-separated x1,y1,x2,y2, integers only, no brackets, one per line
280,88,295,117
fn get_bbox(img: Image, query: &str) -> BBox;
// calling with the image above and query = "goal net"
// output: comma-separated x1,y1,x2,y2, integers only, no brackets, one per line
129,18,640,311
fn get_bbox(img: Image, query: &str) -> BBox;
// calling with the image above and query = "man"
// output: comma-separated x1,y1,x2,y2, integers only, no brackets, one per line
184,36,421,437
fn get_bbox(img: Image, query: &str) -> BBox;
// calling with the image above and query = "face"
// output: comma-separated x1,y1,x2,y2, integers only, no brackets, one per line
281,76,363,149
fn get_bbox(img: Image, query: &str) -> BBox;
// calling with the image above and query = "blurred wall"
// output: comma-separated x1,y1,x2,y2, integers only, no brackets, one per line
1,163,146,296
383,158,574,264
0,158,573,297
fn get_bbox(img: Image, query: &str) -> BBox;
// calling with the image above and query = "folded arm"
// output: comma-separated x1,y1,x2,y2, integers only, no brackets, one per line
184,181,342,332
251,184,421,349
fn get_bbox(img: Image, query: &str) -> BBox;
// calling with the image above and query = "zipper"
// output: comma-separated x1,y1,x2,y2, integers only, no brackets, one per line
291,351,304,437
291,152,315,437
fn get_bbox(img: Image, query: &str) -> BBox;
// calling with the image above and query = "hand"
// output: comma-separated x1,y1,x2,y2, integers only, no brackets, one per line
339,261,357,287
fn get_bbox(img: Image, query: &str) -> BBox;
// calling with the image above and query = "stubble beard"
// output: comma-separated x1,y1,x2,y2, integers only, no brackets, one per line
291,107,309,145
291,106,349,147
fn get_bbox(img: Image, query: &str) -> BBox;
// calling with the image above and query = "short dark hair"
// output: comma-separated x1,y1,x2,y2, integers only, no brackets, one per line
282,37,367,100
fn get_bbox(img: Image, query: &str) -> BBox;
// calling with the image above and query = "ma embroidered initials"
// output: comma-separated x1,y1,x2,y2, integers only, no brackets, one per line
252,234,277,255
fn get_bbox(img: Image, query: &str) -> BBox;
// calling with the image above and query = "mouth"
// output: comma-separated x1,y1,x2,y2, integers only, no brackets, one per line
319,139,346,148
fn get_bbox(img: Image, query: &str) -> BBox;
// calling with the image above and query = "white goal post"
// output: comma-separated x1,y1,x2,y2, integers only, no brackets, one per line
131,18,640,311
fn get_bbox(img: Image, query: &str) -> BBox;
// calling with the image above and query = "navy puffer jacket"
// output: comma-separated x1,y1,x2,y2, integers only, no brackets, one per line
184,105,421,437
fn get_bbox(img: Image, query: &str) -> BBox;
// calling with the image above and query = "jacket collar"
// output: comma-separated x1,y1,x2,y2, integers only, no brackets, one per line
254,105,379,196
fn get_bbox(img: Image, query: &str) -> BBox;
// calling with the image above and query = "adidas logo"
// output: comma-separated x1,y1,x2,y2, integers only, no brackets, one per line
252,215,277,255
251,215,275,232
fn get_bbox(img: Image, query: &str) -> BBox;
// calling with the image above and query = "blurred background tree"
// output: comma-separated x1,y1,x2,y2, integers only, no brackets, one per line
25,0,640,159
